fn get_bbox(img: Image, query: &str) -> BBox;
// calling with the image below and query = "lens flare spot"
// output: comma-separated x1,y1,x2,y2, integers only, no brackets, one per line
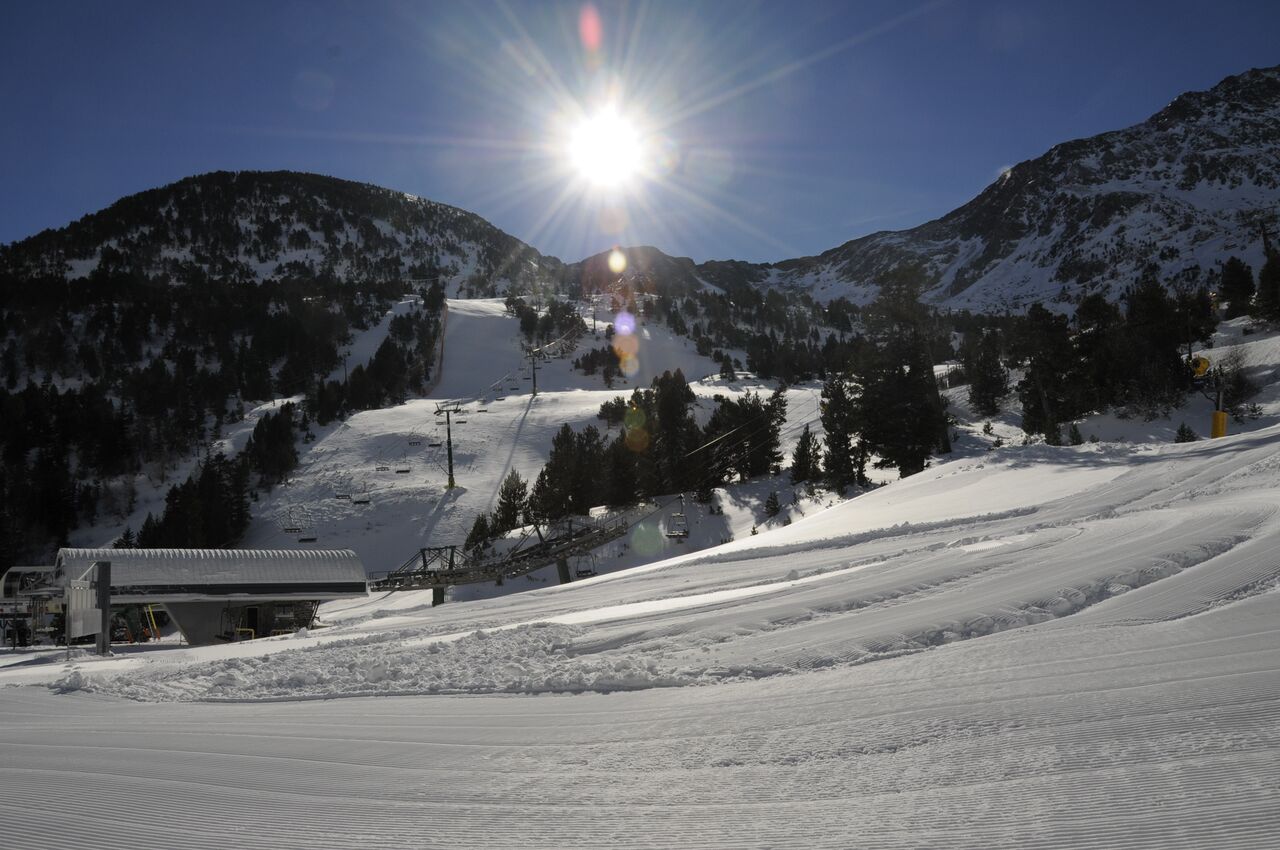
614,310,636,335
619,353,640,377
630,521,663,556
652,135,682,175
612,333,638,359
578,4,603,53
623,405,646,430
625,425,650,453
608,248,627,274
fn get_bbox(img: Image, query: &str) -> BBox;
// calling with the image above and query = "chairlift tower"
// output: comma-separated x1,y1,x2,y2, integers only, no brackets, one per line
435,401,465,488
525,346,540,397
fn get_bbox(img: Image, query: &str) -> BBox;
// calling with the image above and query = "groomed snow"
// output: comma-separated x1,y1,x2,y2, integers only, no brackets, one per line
3,417,1279,846
6,305,1280,847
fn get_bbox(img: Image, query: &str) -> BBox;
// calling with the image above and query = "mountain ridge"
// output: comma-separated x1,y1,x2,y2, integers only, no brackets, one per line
4,65,1279,312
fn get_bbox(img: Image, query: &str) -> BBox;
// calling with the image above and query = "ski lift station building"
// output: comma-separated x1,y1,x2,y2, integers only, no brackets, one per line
44,548,369,645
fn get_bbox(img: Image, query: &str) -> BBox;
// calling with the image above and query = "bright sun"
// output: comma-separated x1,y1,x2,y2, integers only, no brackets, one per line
568,107,645,189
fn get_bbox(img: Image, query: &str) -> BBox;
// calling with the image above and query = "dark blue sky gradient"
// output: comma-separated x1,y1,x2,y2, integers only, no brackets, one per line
2,1,1278,263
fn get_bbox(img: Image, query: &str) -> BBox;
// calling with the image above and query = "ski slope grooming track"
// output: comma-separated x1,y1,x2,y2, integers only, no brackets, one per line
5,398,1280,845
1,588,1277,849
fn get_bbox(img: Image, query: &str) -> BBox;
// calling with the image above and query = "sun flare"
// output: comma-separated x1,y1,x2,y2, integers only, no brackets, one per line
568,107,645,189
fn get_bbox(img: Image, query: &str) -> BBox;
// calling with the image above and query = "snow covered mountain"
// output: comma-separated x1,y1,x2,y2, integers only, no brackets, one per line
701,64,1280,310
4,66,1278,314
0,170,562,294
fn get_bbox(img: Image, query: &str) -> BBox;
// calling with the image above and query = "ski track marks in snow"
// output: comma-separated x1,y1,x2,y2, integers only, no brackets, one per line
6,310,1280,846
1,588,1277,848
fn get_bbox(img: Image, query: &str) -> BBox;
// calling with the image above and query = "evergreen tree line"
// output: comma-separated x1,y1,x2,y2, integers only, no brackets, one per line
118,404,303,550
124,453,252,549
1218,253,1280,321
503,295,586,345
812,270,953,489
0,263,442,568
571,346,622,386
465,369,787,550
306,290,444,424
958,274,1222,441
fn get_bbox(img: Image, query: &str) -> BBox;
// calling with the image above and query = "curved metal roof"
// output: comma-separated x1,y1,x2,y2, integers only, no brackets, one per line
55,548,366,587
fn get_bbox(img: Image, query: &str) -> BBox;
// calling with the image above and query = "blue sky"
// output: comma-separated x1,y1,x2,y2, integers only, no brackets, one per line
2,1,1278,263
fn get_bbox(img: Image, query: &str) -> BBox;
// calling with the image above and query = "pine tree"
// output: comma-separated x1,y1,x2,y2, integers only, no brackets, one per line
604,434,637,508
1257,256,1280,321
492,470,528,533
1219,257,1255,319
820,374,866,492
790,423,821,485
764,491,781,518
1174,422,1199,443
138,513,161,547
464,512,492,551
114,526,136,548
964,330,1009,417
1120,276,1195,416
529,426,577,522
1012,304,1078,440
859,269,951,475
651,369,699,492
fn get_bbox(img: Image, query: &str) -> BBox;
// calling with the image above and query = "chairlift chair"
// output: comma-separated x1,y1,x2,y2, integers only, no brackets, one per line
375,465,391,472
666,495,690,540
574,553,599,579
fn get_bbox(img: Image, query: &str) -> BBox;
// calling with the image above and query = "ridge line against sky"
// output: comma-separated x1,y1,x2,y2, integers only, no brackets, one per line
2,0,1279,264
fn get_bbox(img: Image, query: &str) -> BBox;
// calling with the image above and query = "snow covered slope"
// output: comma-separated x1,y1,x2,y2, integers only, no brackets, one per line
234,297,821,582
3,408,1279,847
